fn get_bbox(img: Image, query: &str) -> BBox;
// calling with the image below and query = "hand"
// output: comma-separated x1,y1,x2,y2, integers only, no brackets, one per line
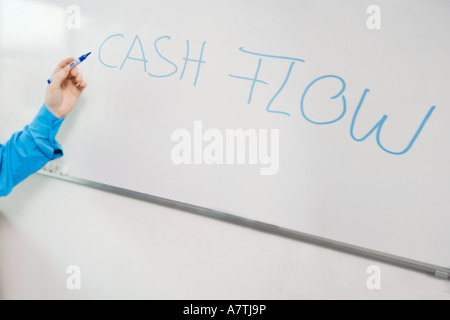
45,58,88,119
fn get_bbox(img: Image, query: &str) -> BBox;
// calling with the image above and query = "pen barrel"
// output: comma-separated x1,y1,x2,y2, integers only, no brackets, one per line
47,53,89,84
69,59,81,70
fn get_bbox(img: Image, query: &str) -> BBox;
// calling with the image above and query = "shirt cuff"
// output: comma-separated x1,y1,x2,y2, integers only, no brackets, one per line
28,104,65,160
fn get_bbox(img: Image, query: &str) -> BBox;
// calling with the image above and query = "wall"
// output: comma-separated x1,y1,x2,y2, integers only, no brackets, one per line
0,174,449,300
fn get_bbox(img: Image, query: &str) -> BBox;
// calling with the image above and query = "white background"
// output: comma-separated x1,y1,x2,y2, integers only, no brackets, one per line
0,0,449,298
0,174,449,299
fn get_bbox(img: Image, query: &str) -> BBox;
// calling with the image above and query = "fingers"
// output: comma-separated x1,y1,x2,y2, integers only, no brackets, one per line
75,68,84,82
49,66,71,88
78,80,88,91
70,68,87,91
52,57,75,75
75,74,83,83
70,68,79,78
70,68,84,85
49,58,87,91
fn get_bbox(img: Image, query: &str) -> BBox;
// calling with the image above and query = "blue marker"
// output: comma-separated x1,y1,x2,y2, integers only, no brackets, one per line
47,52,91,84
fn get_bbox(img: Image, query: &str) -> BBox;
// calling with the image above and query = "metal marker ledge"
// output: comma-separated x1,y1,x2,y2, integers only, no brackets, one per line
37,170,450,280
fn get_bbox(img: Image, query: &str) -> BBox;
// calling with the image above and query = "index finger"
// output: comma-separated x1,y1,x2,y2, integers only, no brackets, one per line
52,57,75,75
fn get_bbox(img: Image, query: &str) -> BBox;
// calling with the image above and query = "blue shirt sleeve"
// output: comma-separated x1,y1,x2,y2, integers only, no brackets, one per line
0,104,65,197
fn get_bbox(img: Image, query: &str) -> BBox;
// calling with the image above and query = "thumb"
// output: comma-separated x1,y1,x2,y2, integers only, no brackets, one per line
50,66,71,87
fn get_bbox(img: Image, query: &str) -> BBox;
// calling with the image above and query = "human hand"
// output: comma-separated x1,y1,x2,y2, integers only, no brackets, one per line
45,58,88,119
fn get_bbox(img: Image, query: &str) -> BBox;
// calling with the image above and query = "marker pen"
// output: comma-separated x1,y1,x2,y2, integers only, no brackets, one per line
47,52,91,84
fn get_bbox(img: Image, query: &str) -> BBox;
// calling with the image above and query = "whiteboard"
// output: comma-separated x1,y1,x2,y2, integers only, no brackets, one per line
0,0,449,268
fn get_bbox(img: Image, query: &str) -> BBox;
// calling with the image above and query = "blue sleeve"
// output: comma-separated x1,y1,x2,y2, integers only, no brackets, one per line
0,104,65,197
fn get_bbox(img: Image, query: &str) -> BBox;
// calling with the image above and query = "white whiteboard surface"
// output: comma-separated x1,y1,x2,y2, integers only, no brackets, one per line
0,0,449,268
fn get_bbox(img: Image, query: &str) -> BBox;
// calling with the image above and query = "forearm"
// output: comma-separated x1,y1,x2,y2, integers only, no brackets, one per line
0,104,64,196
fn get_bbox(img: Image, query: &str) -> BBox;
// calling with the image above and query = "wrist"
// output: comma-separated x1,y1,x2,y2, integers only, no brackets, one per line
43,104,65,120
45,105,64,119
